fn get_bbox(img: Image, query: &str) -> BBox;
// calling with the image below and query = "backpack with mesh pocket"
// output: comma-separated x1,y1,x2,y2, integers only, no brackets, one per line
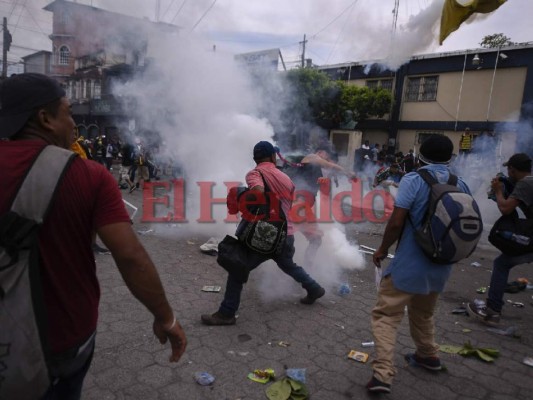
0,146,75,400
412,169,483,264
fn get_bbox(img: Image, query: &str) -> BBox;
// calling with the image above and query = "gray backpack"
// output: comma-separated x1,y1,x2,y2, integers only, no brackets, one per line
0,146,75,399
412,169,483,264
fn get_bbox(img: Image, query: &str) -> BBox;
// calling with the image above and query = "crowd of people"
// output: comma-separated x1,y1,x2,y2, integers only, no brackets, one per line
2,73,532,398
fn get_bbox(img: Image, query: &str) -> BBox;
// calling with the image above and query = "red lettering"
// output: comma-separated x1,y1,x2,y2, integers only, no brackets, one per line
363,189,394,223
142,181,172,222
331,180,363,223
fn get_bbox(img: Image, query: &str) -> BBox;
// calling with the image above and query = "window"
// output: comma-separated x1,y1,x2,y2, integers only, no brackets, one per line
93,81,101,99
405,76,438,102
85,80,92,99
59,45,70,65
366,79,393,92
366,80,379,90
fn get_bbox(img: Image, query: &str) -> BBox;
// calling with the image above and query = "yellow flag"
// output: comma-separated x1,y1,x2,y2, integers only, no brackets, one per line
439,0,507,45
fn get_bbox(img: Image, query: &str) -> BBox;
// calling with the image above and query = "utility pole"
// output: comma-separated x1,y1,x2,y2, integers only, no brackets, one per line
300,34,307,68
155,0,161,22
2,17,12,79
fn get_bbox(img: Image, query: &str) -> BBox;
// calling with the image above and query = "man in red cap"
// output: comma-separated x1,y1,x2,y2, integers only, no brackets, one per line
0,73,186,399
467,152,533,325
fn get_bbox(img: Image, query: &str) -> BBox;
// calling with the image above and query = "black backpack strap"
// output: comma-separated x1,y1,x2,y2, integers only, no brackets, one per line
256,169,286,221
447,173,458,186
417,169,437,186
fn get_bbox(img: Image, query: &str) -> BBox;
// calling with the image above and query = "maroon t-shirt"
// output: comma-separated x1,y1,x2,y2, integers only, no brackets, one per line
0,140,131,353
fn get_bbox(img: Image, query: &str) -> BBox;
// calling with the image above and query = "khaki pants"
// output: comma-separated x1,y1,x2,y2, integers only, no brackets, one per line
371,275,439,384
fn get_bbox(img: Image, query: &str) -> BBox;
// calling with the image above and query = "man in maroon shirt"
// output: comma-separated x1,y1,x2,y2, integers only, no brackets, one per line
0,73,186,399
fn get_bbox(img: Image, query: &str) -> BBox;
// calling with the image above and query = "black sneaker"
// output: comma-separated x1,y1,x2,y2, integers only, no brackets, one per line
466,302,501,326
201,312,236,326
300,287,325,305
405,353,442,371
366,376,391,393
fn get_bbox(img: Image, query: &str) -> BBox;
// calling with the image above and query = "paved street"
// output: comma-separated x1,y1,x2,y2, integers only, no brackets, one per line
82,186,533,400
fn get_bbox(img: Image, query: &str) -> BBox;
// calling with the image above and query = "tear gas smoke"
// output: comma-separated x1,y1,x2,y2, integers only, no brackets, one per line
112,31,367,300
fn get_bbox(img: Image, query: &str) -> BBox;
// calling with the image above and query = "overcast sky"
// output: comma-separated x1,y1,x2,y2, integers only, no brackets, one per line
2,0,531,69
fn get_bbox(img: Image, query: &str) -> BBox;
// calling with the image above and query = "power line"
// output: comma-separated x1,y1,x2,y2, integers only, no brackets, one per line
310,0,359,39
161,0,177,21
190,0,216,32
169,0,187,24
325,1,358,64
21,3,49,38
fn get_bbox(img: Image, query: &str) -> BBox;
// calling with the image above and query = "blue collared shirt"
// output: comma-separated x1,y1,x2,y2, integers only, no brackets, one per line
384,164,472,294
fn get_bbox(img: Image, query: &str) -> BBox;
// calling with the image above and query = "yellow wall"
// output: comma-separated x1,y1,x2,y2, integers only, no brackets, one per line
401,67,526,122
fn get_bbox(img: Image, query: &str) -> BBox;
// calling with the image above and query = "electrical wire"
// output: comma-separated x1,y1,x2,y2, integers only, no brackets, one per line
310,0,360,39
169,0,187,24
190,0,216,32
161,0,177,21
324,0,358,64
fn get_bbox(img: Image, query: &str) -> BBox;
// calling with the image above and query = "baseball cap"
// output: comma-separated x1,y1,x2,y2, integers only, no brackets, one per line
0,73,66,139
253,141,278,160
503,153,532,171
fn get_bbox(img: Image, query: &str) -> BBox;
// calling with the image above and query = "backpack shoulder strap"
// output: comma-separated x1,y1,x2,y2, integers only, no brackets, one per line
417,169,437,186
11,146,77,222
447,173,458,186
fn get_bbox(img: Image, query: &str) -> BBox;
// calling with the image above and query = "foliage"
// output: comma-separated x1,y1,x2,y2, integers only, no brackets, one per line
480,33,515,48
283,67,392,128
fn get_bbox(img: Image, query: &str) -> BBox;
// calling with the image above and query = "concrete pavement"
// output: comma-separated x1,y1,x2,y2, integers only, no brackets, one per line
81,186,533,400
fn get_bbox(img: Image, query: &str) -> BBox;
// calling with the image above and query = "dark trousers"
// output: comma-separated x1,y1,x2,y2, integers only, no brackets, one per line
218,235,321,316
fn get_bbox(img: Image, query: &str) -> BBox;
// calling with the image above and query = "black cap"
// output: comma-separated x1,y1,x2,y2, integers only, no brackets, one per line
419,134,453,165
503,153,532,171
253,141,278,160
0,73,66,139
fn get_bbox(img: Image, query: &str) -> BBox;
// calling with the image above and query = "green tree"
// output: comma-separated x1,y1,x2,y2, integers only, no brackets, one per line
283,68,392,127
480,33,514,48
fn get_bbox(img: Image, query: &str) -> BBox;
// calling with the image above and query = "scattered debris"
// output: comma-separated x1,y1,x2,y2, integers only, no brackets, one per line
470,262,482,268
476,287,487,294
201,285,221,292
462,329,472,333
440,342,499,362
286,368,306,383
452,307,468,315
200,237,219,255
505,278,528,293
248,369,275,384
523,357,533,367
361,341,375,348
347,350,369,363
507,300,525,308
194,371,215,386
187,240,196,245
278,341,290,347
137,229,154,235
338,283,351,296
334,323,345,330
266,377,309,400
486,326,520,338
359,244,394,258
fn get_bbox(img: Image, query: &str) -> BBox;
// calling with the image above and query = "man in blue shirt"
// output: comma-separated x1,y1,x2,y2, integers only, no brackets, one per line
366,135,472,394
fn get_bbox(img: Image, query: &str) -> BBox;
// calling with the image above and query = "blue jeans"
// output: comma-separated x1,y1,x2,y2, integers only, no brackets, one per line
218,235,321,317
487,252,533,312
